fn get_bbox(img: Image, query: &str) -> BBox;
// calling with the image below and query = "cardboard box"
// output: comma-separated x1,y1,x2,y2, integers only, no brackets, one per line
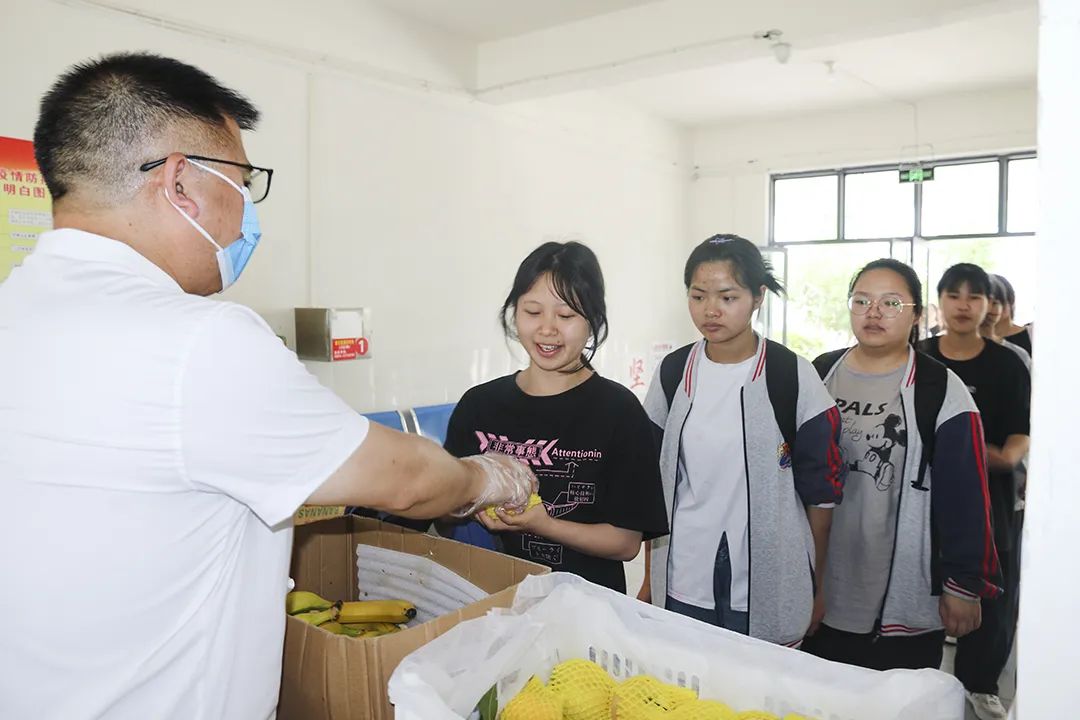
278,516,550,720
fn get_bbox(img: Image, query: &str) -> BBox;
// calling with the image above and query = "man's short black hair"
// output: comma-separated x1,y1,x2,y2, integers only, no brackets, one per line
936,263,992,297
34,52,259,203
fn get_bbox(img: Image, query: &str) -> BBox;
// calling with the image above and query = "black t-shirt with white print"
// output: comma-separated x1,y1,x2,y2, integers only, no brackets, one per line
444,372,669,593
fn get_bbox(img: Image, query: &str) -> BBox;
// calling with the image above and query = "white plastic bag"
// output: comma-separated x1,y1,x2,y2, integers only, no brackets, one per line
389,572,964,720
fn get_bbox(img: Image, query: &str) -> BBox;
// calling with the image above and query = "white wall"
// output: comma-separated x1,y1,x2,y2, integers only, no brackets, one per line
304,76,693,409
689,83,1037,245
3,0,693,412
1018,1,1080,715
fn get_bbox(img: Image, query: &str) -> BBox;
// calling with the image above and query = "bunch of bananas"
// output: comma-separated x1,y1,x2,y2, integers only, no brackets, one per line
496,659,817,720
485,493,544,521
286,590,416,638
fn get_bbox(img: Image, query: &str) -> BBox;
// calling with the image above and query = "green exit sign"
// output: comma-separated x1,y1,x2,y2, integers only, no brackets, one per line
899,166,935,183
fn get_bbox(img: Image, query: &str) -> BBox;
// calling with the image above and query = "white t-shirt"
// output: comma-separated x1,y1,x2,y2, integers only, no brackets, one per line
667,354,755,611
0,230,369,720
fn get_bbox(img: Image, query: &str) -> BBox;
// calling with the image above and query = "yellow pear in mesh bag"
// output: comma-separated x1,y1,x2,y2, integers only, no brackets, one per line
736,712,779,720
546,659,616,720
499,677,563,720
611,675,698,720
667,699,739,720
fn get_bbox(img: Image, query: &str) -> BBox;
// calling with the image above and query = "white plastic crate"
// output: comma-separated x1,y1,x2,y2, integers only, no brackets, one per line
389,573,964,720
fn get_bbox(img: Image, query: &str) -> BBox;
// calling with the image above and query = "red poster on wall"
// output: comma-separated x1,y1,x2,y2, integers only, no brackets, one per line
331,337,371,361
0,137,52,283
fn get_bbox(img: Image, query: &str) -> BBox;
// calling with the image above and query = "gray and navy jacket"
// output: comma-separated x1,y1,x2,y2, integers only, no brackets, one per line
818,347,1003,637
643,337,843,646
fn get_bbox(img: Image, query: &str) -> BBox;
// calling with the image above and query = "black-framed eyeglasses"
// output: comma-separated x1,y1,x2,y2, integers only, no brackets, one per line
848,294,918,318
139,155,274,204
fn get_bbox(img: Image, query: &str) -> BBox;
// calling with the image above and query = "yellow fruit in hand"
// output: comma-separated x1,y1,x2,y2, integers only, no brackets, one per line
547,659,615,720
500,677,563,720
612,676,697,720
485,493,544,521
668,699,738,720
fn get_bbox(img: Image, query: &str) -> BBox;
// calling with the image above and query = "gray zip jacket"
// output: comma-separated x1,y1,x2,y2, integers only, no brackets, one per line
818,347,1003,636
644,337,843,646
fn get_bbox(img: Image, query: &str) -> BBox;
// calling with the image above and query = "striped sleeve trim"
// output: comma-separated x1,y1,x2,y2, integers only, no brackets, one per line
823,406,843,499
879,624,941,637
944,579,980,601
968,412,1001,581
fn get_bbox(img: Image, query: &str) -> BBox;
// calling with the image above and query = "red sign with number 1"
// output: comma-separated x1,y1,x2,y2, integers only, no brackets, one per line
331,337,370,361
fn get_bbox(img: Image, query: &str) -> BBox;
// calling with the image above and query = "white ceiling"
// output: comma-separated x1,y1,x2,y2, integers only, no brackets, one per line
600,8,1037,125
371,0,662,41
368,0,1036,126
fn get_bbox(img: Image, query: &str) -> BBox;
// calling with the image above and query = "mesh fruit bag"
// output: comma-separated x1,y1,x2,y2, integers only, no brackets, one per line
667,699,739,720
499,677,563,720
611,675,698,720
546,659,617,720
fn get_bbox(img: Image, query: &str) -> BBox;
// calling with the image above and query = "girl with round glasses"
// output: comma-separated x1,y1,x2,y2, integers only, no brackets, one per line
804,258,1001,672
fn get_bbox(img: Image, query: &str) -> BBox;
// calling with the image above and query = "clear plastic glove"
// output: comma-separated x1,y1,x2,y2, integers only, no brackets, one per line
451,453,538,518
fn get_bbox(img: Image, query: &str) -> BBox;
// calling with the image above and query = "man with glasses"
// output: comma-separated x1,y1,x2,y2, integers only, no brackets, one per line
0,53,535,719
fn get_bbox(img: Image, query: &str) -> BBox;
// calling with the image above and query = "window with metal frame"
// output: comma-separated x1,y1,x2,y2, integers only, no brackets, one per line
765,153,1037,358
769,152,1036,245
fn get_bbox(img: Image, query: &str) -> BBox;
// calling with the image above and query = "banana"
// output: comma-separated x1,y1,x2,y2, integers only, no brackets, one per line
343,622,402,637
292,604,341,626
337,599,416,624
286,590,335,615
317,621,393,639
319,621,347,635
353,629,397,638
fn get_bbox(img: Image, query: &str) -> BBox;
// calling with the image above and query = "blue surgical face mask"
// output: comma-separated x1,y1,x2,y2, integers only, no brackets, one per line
164,159,262,291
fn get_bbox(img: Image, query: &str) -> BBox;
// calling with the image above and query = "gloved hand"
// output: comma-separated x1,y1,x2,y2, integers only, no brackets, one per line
451,453,538,518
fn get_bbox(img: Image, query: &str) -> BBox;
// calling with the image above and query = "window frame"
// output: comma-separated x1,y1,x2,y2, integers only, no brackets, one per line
768,151,1036,247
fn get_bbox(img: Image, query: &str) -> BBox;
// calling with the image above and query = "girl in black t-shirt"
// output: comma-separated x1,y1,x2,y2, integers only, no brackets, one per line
443,241,669,593
918,264,1029,716
990,274,1033,356
981,276,1032,372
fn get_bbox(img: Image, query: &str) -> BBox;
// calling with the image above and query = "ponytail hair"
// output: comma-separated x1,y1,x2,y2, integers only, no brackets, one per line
684,234,784,297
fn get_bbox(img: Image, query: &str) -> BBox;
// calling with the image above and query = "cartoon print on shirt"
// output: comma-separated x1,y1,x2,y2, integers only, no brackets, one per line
849,414,906,491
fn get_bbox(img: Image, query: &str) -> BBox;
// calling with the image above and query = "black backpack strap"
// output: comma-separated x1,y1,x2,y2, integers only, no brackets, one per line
763,340,799,452
911,351,948,492
659,343,696,409
812,348,848,381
